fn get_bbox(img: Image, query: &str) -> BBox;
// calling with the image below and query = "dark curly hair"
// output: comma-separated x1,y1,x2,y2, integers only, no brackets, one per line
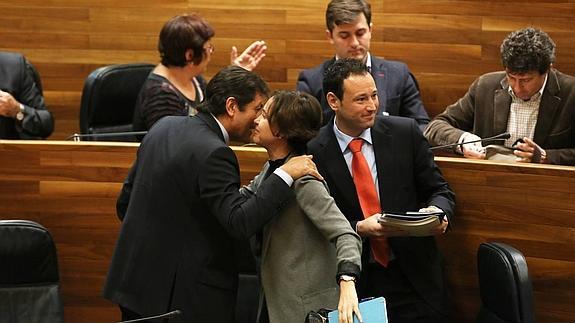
500,27,556,74
266,91,323,154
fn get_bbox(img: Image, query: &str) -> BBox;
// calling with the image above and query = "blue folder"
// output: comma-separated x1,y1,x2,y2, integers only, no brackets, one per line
328,297,387,323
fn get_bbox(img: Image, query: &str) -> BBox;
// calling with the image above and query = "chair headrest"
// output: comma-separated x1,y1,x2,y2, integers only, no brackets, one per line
477,242,535,323
79,63,154,134
0,220,60,285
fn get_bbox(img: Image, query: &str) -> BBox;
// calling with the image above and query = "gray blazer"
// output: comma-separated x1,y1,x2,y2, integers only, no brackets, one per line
424,69,575,165
242,162,362,323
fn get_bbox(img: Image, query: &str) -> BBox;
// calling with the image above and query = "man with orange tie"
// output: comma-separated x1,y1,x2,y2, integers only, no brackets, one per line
308,58,455,323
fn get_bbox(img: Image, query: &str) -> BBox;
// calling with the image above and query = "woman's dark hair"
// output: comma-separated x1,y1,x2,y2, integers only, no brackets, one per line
267,91,323,154
158,14,215,67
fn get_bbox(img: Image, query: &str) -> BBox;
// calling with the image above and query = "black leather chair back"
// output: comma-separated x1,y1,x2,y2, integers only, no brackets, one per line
79,63,154,141
0,220,64,323
476,242,535,323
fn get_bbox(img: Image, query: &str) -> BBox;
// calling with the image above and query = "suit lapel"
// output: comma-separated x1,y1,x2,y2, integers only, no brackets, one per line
317,127,361,216
372,119,396,212
371,57,388,113
494,77,512,135
255,163,275,263
534,70,561,144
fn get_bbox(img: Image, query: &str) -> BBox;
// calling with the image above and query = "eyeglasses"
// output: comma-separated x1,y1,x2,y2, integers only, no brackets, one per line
204,43,214,54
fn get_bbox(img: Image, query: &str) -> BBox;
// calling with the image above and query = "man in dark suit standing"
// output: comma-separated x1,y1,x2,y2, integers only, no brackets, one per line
297,0,429,130
308,58,455,322
104,66,321,323
0,51,53,139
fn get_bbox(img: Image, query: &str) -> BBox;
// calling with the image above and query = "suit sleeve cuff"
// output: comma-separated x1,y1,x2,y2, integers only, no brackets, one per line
336,261,361,283
273,168,293,187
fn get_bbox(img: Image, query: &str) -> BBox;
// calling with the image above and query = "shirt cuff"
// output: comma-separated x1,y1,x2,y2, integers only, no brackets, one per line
273,168,293,187
456,132,471,154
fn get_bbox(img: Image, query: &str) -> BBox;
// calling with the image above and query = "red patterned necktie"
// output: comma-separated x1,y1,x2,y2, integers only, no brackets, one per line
349,138,390,267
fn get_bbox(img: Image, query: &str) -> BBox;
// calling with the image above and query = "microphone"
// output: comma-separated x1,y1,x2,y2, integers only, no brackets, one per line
117,309,182,323
430,132,511,151
65,131,148,141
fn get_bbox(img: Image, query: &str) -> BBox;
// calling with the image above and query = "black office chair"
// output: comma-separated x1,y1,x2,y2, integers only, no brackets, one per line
79,63,154,141
476,242,535,323
0,220,64,323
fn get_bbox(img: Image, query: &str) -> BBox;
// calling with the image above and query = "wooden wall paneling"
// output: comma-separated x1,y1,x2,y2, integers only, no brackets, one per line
1,141,575,322
2,1,575,139
0,141,139,322
434,157,575,323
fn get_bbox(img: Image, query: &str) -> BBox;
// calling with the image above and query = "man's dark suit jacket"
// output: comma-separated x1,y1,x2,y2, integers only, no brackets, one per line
104,113,294,322
307,115,455,315
297,56,430,129
0,51,53,139
424,69,575,165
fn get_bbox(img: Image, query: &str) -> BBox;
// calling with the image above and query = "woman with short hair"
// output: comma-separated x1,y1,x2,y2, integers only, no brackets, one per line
243,90,363,323
132,14,266,134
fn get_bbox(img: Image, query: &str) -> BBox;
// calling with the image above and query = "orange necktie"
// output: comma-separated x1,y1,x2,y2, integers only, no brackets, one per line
349,138,390,267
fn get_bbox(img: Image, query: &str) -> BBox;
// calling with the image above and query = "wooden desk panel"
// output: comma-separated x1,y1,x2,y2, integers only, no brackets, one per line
3,0,575,139
0,140,573,322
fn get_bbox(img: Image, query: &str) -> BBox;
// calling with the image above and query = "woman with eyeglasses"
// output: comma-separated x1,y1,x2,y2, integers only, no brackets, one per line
242,91,363,323
132,14,266,135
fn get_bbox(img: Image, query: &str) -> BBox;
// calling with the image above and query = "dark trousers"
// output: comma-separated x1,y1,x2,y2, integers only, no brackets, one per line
120,306,177,323
359,261,447,323
120,306,141,321
256,296,270,323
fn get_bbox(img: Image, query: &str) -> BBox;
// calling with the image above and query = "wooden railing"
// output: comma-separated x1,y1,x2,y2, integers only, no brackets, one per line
0,140,574,322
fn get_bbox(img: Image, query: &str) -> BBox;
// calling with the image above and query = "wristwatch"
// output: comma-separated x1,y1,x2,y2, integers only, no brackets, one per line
338,274,356,284
15,103,25,121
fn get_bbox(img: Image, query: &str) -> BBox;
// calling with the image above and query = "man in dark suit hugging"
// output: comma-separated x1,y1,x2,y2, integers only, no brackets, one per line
104,66,321,323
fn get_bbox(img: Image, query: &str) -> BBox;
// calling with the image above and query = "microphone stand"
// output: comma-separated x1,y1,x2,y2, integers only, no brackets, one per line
430,132,511,151
118,309,182,323
66,131,148,141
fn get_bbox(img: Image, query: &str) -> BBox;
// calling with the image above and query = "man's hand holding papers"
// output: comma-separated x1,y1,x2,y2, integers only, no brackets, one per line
378,206,448,237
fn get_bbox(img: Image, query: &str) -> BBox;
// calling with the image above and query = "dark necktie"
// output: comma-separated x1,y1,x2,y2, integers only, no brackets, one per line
349,138,390,267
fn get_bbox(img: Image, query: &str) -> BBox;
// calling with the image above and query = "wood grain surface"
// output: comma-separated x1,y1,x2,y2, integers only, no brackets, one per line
1,0,574,139
1,140,574,322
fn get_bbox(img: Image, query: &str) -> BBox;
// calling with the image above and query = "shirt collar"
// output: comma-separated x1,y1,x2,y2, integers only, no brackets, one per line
508,72,548,101
335,52,372,71
332,117,373,153
211,113,229,144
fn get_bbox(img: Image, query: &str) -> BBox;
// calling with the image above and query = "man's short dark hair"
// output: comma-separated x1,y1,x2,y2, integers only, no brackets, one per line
500,27,556,74
326,0,372,33
199,66,269,116
267,91,322,154
323,58,370,101
158,14,215,67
